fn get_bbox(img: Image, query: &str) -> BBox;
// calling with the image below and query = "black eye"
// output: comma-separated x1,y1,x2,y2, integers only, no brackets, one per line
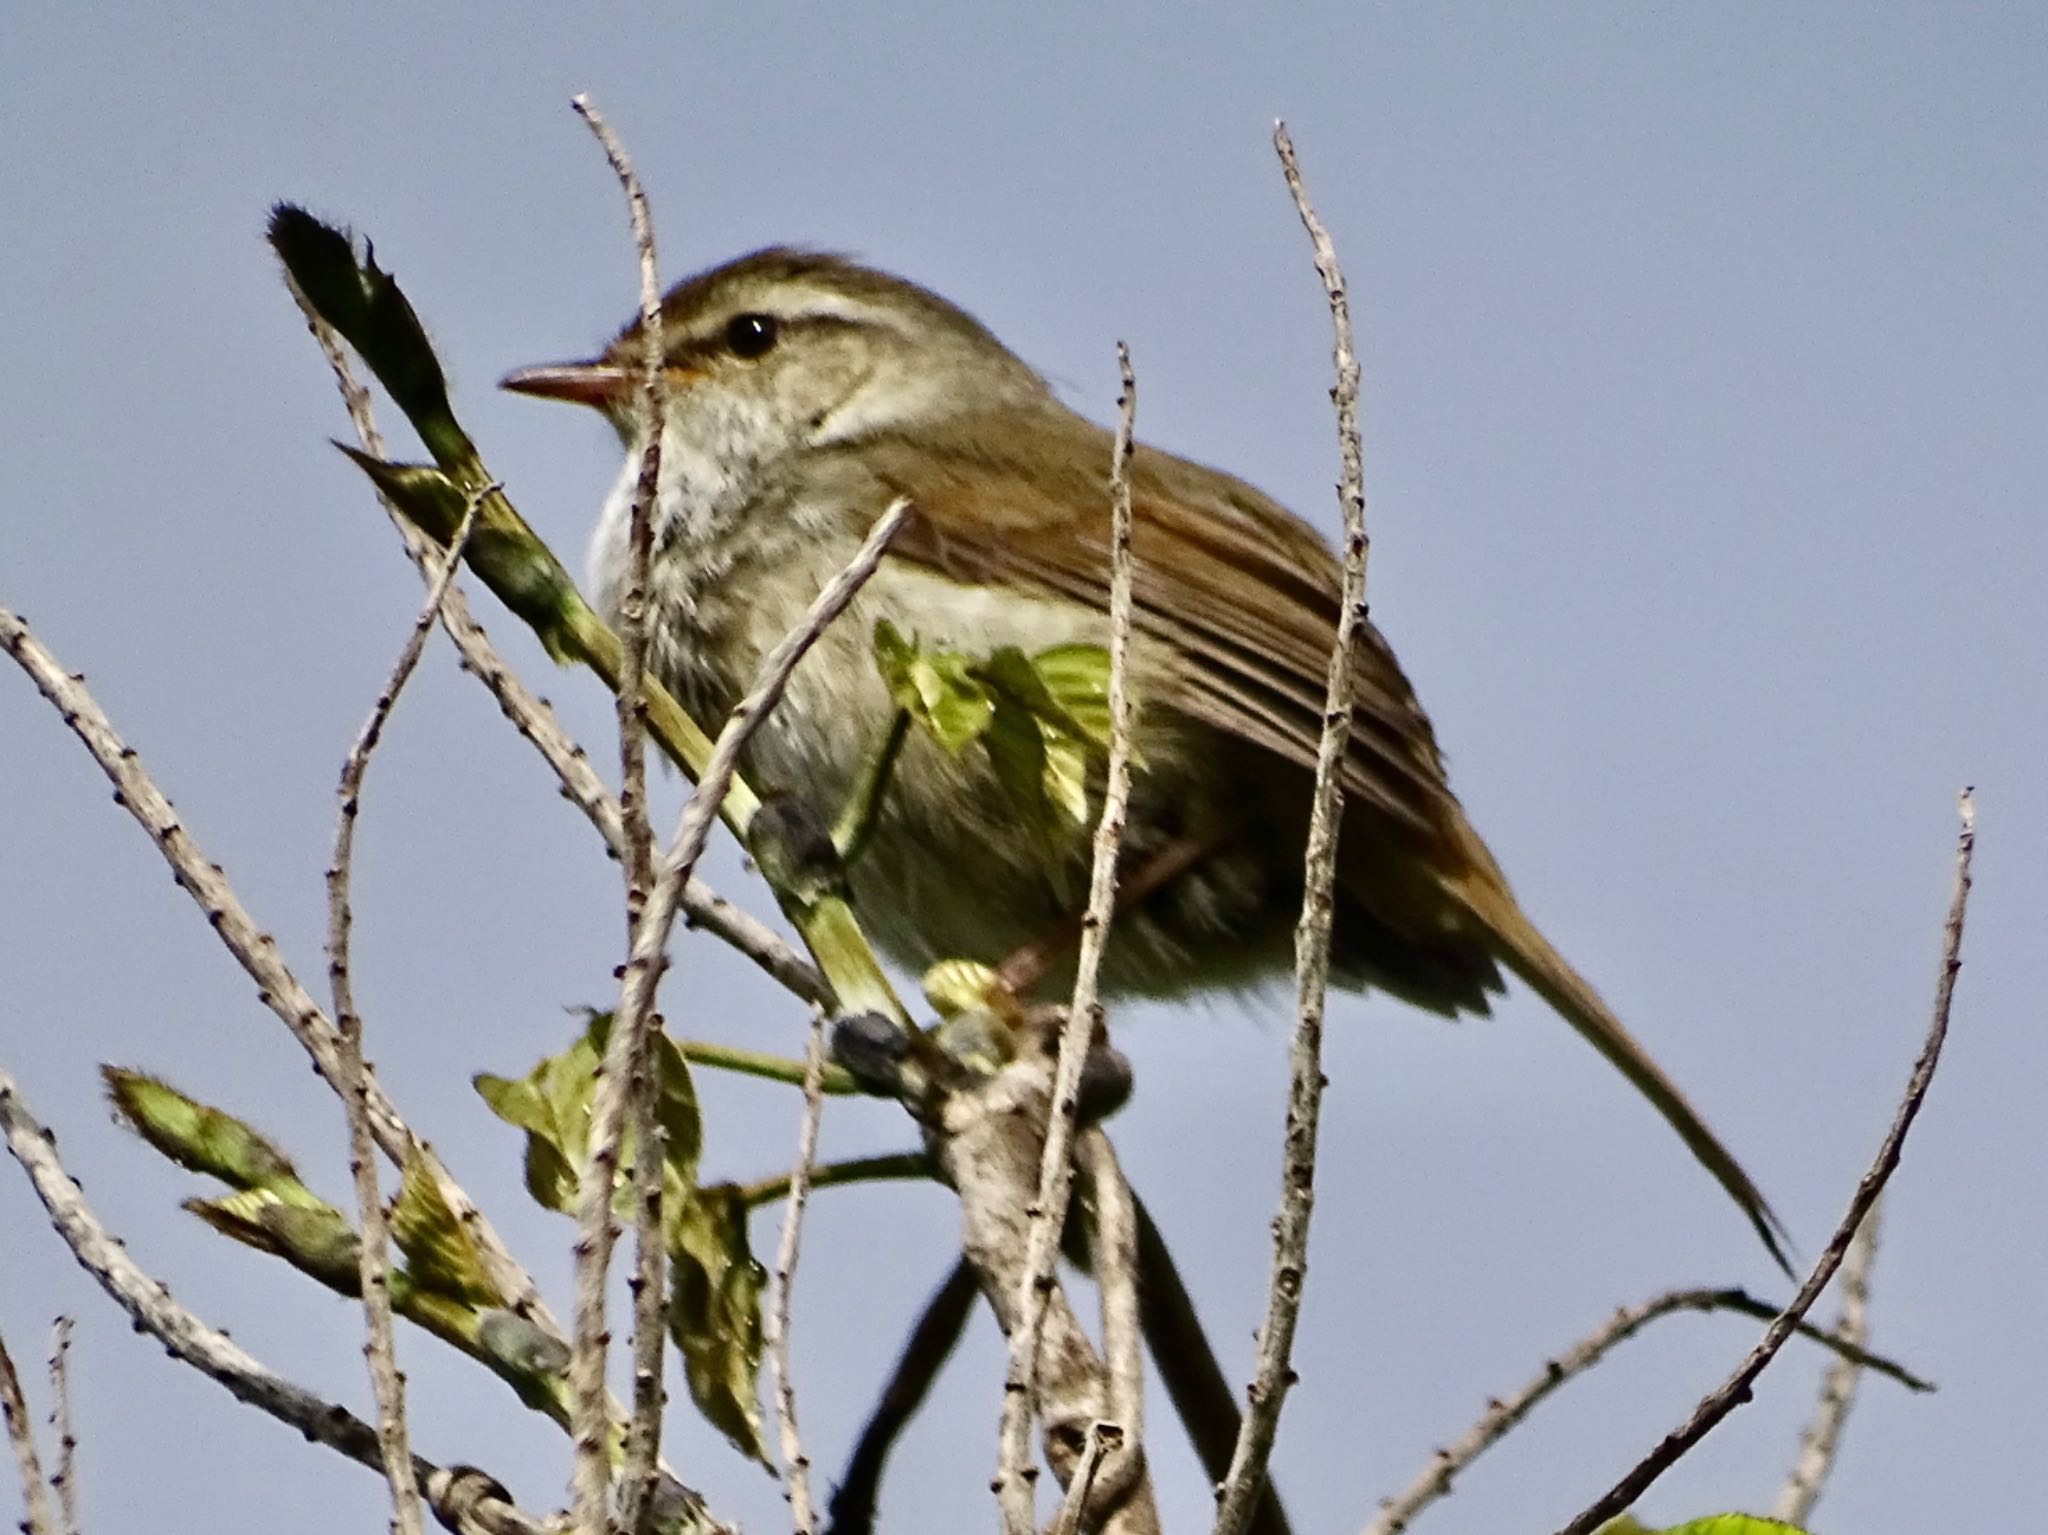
724,312,778,359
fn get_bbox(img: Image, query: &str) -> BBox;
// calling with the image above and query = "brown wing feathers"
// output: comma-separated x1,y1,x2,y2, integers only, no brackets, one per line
855,405,1788,1267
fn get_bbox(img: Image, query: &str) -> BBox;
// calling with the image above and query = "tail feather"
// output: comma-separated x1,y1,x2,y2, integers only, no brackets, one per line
1452,859,1792,1274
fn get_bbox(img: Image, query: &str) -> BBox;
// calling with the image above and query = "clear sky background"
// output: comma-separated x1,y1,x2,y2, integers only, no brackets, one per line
3,5,2042,1532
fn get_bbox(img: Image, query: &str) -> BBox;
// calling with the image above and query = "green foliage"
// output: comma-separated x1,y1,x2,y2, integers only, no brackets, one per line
103,1067,310,1199
871,620,1121,830
267,205,473,468
185,1189,363,1291
388,1149,501,1307
1597,1515,1816,1535
475,1016,768,1462
473,1013,702,1222
666,1183,770,1466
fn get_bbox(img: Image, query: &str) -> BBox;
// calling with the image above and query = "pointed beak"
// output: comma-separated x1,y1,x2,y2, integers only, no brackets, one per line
499,360,634,409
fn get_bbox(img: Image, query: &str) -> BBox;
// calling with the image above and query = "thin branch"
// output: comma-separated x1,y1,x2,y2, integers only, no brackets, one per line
1557,788,1976,1535
1773,1199,1883,1525
826,1258,981,1535
569,498,910,1531
327,490,485,1535
1365,1280,1928,1535
570,90,671,1535
1129,1199,1293,1535
0,1316,53,1535
996,340,1140,1535
287,273,828,1008
683,1040,861,1099
0,606,560,1347
45,1318,74,1535
1047,1422,1123,1535
739,1151,929,1211
0,1064,568,1535
1212,120,1371,1535
1078,1133,1143,1443
765,1010,830,1534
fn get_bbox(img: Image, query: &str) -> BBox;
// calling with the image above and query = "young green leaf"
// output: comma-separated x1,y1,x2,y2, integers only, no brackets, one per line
389,1149,501,1306
103,1067,320,1203
186,1190,363,1292
1596,1516,1815,1535
667,1183,770,1465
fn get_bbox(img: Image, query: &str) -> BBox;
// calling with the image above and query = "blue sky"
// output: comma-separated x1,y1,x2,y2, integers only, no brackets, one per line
3,6,2043,1531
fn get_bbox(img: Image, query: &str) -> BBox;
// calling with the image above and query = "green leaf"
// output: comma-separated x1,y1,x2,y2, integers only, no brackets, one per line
389,1150,500,1306
103,1067,320,1203
1029,643,1117,749
871,621,996,753
476,1015,702,1226
1597,1516,1815,1535
186,1190,363,1292
475,1025,603,1215
979,688,1054,827
1040,731,1092,825
667,1183,769,1464
266,205,474,468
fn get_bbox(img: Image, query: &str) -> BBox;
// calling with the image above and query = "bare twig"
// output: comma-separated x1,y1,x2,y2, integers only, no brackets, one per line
45,1318,74,1535
826,1258,981,1535
1773,1199,1883,1525
569,498,910,1531
1212,120,1371,1535
0,605,560,1346
1129,1198,1293,1535
327,490,485,1535
1365,1280,1928,1535
996,341,1141,1535
1557,789,1975,1535
0,1317,53,1535
0,1065,567,1535
1078,1132,1143,1442
1047,1423,1124,1535
570,90,671,1535
765,1010,831,1534
287,274,827,1007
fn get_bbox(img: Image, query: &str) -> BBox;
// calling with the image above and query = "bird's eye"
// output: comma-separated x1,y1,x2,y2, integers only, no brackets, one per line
724,313,778,359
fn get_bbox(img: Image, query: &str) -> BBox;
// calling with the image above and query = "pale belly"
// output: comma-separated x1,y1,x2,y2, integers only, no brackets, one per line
681,553,1289,998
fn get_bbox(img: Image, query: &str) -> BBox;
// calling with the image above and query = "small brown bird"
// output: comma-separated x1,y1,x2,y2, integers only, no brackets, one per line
505,248,1785,1263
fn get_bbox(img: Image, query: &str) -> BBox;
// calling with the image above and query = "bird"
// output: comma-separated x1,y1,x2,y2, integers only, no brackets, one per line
503,246,1785,1264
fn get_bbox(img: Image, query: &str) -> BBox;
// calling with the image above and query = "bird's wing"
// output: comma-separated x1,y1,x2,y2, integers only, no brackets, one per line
838,403,1790,1269
849,406,1463,842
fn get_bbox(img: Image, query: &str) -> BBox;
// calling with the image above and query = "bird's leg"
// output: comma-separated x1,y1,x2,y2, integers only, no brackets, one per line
993,833,1220,996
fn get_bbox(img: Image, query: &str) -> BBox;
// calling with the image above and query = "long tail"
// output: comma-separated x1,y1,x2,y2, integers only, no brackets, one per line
1451,855,1792,1274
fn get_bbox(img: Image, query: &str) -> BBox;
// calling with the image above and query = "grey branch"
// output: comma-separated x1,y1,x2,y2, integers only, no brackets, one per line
570,89,673,1535
327,488,485,1535
1077,1133,1143,1443
569,497,909,1530
1365,1278,1929,1535
0,1313,53,1535
934,1048,1160,1535
1772,1199,1884,1525
1557,788,1975,1535
45,1317,75,1535
0,606,551,1335
765,1010,831,1534
0,1064,562,1535
1212,120,1371,1535
996,340,1141,1535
